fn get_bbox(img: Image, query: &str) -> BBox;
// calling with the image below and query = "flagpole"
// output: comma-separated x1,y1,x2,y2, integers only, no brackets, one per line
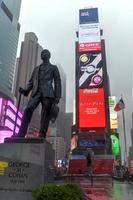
122,108,127,165
114,97,127,165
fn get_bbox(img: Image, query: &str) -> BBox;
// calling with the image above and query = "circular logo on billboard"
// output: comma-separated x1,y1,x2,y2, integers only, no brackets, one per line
80,54,89,63
92,75,103,85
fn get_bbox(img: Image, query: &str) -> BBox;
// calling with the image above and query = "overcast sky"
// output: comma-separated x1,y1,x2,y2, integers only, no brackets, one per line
18,0,133,156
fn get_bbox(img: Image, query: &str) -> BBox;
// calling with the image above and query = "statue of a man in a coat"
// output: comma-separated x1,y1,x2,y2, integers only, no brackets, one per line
17,49,61,138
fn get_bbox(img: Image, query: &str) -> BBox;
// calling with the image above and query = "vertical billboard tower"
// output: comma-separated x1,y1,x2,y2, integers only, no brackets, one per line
75,8,110,154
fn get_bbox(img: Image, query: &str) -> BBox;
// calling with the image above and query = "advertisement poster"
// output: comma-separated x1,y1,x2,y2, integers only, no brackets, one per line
79,23,101,52
79,8,99,24
109,96,118,129
79,88,106,128
71,135,78,150
79,52,103,89
79,139,105,148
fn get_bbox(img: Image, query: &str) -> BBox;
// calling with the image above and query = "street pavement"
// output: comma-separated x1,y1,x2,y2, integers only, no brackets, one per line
74,177,133,200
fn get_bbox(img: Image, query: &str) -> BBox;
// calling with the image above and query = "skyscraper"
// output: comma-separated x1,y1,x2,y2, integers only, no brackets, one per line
14,32,43,133
0,0,21,99
46,66,67,150
14,32,43,107
64,112,73,151
55,66,66,133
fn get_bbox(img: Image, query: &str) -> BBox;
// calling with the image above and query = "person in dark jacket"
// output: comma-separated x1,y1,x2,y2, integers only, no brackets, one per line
84,148,94,176
17,49,61,138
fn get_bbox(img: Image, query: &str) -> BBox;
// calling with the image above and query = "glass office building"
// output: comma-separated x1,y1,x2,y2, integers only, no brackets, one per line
0,0,21,100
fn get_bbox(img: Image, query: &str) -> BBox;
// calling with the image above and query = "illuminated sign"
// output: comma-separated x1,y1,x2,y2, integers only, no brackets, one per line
79,52,103,88
79,8,100,52
6,109,21,126
79,23,101,52
0,161,8,176
110,134,120,156
79,139,105,148
109,96,118,129
79,88,106,128
5,119,19,133
71,135,78,150
7,101,22,118
0,130,13,143
79,8,99,24
0,98,23,143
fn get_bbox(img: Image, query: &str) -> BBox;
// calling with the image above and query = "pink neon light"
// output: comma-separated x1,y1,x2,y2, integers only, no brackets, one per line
5,119,19,133
7,100,23,118
0,97,23,143
6,109,21,126
0,130,13,143
0,98,2,116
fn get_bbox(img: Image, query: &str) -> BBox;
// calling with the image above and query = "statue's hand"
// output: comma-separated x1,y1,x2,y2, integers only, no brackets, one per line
54,98,60,104
19,87,28,96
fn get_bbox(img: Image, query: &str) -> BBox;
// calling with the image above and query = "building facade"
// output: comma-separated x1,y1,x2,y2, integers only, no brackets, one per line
55,136,66,160
14,32,43,133
0,0,21,99
54,67,67,138
0,97,23,143
14,32,43,104
47,134,66,161
64,112,73,152
47,66,67,146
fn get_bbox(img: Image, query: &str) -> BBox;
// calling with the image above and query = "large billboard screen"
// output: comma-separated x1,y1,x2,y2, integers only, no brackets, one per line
79,8,100,52
109,96,118,129
79,23,101,52
79,139,105,148
79,8,99,24
79,88,106,128
79,52,103,89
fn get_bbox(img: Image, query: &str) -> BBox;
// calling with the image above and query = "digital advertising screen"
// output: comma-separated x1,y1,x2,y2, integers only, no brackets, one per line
79,52,103,89
79,8,99,24
79,139,105,148
110,134,120,156
109,96,118,129
79,8,101,52
79,88,106,128
79,23,101,52
71,135,78,150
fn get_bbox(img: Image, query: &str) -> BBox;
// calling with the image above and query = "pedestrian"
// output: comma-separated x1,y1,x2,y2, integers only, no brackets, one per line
84,148,94,176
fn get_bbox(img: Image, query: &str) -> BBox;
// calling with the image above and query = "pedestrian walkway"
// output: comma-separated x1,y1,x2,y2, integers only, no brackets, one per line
79,177,111,200
74,177,133,200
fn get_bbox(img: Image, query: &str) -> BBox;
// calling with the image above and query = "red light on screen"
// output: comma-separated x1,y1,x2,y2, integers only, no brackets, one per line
79,88,106,128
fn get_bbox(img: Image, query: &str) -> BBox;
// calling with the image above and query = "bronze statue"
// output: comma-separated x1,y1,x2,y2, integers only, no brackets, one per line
17,49,61,138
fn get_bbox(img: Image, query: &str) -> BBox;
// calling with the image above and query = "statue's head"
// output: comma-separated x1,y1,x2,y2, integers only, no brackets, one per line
41,49,51,61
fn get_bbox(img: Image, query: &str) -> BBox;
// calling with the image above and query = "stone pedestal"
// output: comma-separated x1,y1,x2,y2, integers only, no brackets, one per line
0,138,54,200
